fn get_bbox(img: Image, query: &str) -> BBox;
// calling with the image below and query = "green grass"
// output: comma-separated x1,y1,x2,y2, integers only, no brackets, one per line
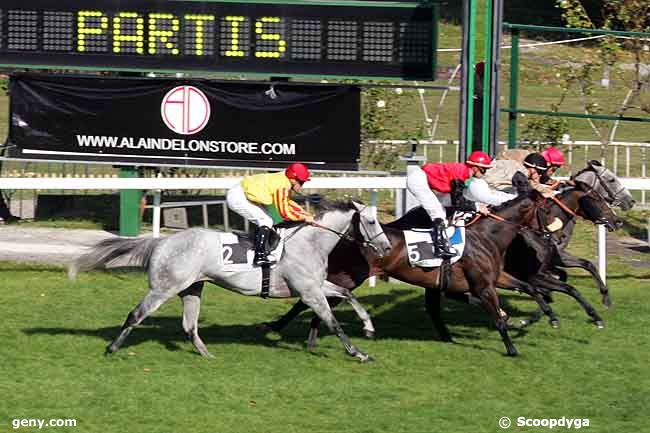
0,223,648,433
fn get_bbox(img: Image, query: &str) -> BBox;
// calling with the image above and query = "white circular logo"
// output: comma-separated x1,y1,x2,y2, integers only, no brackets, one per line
161,85,211,135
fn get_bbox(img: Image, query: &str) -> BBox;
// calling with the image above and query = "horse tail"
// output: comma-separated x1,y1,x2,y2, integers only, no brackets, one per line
68,237,162,280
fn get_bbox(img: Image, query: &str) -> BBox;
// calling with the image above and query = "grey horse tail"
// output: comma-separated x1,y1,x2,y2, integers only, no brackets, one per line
68,237,162,280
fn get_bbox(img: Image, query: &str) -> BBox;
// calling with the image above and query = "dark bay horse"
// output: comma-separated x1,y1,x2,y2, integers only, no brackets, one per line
265,185,620,355
505,182,623,327
271,192,555,356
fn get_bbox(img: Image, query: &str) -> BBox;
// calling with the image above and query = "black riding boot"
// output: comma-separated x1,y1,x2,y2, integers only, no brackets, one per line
253,226,272,266
431,218,455,259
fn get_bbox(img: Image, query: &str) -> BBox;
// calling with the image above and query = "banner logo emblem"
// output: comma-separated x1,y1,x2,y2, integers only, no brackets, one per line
161,86,211,135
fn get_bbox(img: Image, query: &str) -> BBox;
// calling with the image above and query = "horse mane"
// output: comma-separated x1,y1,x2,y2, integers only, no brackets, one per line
313,199,362,218
489,192,534,213
384,206,431,230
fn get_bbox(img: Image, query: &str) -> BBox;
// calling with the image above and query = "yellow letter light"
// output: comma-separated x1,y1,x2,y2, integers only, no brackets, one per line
113,12,145,54
77,11,109,52
185,14,215,56
254,17,286,59
148,13,180,55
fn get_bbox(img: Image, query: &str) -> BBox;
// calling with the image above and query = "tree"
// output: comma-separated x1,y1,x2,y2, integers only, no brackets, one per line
554,0,650,161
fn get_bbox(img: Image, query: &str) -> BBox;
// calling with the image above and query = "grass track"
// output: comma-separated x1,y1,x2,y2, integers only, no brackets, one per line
1,223,648,433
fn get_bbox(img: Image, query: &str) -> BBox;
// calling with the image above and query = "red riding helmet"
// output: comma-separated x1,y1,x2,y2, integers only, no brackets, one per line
465,151,494,169
542,147,566,167
285,163,311,183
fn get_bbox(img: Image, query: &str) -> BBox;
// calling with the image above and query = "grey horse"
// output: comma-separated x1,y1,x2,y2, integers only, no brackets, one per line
69,200,391,362
550,160,635,306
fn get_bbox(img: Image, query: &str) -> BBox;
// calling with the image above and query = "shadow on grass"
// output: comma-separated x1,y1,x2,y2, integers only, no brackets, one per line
21,288,547,356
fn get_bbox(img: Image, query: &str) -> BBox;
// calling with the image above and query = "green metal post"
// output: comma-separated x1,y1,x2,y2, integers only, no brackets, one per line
119,167,142,237
465,0,477,158
481,0,493,154
507,29,520,149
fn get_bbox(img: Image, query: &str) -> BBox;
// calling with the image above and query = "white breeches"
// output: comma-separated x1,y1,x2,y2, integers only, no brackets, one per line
406,167,448,221
226,184,273,227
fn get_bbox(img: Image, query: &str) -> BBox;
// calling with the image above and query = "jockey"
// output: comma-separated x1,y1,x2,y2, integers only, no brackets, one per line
523,153,555,198
226,163,315,265
542,146,566,176
541,146,566,188
406,151,492,259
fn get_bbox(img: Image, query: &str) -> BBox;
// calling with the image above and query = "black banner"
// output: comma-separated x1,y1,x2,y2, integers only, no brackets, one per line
6,73,360,170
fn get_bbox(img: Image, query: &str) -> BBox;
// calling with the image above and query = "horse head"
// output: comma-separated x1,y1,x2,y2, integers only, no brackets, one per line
350,201,392,257
573,180,623,232
572,160,635,210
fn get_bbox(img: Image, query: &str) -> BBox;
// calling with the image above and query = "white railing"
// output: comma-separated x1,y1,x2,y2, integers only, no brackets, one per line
1,176,650,284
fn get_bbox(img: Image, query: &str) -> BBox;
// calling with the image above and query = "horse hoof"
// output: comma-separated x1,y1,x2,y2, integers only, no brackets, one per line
356,353,374,363
105,345,117,356
595,321,606,329
519,319,530,327
602,297,612,309
506,349,519,357
364,330,376,339
550,320,561,329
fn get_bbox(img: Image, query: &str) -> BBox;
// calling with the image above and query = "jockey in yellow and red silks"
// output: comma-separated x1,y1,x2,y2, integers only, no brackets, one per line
227,163,314,265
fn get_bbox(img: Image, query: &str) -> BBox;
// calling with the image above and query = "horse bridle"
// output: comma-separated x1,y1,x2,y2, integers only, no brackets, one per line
576,163,626,207
311,208,387,257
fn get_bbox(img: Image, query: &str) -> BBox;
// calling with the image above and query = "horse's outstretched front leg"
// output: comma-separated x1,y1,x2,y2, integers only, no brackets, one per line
553,250,611,308
261,300,310,333
496,271,560,328
179,282,214,358
530,274,605,328
321,281,375,339
299,287,372,362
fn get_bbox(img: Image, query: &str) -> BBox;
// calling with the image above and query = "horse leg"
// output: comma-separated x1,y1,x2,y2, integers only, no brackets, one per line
261,301,310,333
107,289,174,355
478,286,518,357
300,291,372,362
554,250,611,308
496,271,560,328
322,282,375,339
179,282,214,358
425,287,453,342
531,274,605,328
478,286,518,356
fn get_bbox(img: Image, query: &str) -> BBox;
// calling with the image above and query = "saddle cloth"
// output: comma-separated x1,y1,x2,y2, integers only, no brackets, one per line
218,229,285,272
403,214,467,268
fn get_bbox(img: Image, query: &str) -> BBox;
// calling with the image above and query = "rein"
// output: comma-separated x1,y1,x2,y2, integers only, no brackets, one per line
549,195,579,218
310,210,386,256
310,221,356,243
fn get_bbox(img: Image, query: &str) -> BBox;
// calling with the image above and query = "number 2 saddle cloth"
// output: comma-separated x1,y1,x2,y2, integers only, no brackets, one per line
402,213,468,268
217,229,286,272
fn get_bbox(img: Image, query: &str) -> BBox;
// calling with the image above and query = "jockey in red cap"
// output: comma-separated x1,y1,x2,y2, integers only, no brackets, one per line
406,151,509,259
541,147,567,189
542,147,566,176
227,163,314,265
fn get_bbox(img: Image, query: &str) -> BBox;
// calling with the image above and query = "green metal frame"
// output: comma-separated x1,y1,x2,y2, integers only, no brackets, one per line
504,23,650,149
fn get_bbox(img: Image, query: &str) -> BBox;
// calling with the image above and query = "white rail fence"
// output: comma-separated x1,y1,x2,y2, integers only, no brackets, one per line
2,176,650,285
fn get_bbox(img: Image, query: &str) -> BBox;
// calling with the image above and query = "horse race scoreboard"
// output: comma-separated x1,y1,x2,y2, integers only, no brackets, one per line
0,0,437,79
